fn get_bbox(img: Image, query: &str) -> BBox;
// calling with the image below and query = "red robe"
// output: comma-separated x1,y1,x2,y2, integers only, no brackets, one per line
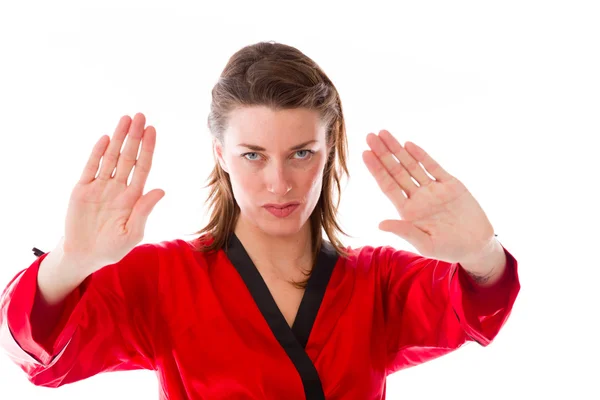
0,233,520,399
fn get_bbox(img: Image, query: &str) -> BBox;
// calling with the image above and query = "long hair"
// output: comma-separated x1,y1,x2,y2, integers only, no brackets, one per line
191,41,351,287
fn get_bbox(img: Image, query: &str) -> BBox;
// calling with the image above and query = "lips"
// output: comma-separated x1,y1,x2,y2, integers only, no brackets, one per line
262,202,300,209
262,201,301,219
263,203,300,218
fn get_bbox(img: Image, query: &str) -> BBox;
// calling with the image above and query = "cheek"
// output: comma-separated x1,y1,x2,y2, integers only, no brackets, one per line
228,161,259,201
302,163,325,198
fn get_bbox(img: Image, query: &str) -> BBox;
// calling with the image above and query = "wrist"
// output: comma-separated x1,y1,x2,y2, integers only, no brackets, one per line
458,237,506,286
55,237,102,278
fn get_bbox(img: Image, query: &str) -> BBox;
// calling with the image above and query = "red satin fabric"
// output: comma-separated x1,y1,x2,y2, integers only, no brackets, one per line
0,235,520,399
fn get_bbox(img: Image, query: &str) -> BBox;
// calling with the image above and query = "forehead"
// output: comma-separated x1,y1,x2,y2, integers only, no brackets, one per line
224,106,326,147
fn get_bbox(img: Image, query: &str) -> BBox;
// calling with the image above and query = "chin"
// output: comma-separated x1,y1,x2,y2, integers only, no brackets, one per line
255,208,308,237
258,219,304,237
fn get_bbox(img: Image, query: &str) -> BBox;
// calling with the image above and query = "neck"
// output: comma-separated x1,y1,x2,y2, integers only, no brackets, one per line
233,217,313,280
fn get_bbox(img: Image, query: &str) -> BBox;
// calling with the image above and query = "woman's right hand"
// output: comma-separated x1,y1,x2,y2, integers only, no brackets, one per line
62,113,165,273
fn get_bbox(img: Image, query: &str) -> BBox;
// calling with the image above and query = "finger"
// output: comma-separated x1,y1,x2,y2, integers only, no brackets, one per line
97,114,138,180
127,188,165,239
379,219,432,255
378,130,433,186
404,141,453,182
362,150,407,210
366,133,419,197
129,125,157,192
79,135,110,184
114,115,147,184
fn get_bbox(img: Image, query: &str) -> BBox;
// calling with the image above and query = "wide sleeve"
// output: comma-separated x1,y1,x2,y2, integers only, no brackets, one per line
378,242,520,375
0,242,162,387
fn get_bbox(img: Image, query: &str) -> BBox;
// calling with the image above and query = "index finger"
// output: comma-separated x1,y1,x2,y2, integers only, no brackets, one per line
362,149,408,210
128,125,157,192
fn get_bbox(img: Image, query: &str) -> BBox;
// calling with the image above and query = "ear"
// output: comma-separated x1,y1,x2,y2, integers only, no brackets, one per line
213,138,229,174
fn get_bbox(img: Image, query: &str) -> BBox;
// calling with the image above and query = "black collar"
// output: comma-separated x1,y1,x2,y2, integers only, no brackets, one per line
223,232,339,400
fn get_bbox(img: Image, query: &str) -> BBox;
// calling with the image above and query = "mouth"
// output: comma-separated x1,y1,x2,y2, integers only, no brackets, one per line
262,202,300,209
262,202,301,218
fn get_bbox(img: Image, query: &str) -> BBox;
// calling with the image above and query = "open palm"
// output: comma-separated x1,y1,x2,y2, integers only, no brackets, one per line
362,130,495,263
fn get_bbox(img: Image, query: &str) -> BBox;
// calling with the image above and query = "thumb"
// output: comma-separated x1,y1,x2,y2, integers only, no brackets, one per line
128,189,166,236
379,219,430,252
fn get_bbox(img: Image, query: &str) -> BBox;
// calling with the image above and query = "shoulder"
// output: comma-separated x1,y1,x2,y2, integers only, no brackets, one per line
340,242,437,280
102,234,216,280
342,243,424,267
142,232,210,255
145,233,218,271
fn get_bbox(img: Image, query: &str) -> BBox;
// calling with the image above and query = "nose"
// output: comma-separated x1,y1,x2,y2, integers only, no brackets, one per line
266,163,292,195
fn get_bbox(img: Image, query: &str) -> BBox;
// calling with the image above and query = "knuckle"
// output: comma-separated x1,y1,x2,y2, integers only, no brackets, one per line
382,178,397,193
104,153,118,163
135,163,149,174
403,160,419,171
388,162,405,176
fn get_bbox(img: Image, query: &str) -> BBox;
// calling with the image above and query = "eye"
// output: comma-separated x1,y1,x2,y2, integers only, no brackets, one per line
242,152,261,161
294,150,315,160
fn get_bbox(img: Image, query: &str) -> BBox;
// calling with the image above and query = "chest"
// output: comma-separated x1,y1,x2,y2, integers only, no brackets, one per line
260,275,306,328
157,238,388,399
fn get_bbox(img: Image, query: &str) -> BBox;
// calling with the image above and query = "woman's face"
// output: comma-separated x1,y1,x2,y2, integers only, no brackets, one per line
215,106,329,238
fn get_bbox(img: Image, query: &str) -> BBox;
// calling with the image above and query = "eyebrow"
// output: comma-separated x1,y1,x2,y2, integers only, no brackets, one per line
237,140,318,151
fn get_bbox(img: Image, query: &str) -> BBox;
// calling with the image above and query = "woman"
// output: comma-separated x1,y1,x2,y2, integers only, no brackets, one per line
0,42,519,399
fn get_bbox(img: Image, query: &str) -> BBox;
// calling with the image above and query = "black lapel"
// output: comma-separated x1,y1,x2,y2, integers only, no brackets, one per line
223,232,338,400
291,239,338,348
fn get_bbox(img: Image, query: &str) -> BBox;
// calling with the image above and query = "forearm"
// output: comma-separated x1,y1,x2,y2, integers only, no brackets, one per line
458,237,507,287
37,240,95,306
31,239,99,342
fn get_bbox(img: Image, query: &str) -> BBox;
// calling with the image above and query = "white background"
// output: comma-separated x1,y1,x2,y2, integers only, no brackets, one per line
1,0,598,399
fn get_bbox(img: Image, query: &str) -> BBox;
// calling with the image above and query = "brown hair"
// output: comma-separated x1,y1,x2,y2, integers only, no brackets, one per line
191,41,352,287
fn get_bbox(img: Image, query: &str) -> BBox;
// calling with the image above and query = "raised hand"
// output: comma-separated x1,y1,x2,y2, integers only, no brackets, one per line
362,130,495,264
62,113,165,271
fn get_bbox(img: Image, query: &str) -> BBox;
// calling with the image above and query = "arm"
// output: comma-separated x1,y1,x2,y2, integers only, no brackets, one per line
378,242,520,375
458,236,507,287
29,239,101,347
0,240,161,387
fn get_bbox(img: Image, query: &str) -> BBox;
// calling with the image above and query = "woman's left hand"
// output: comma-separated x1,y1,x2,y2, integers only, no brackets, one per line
362,130,496,264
